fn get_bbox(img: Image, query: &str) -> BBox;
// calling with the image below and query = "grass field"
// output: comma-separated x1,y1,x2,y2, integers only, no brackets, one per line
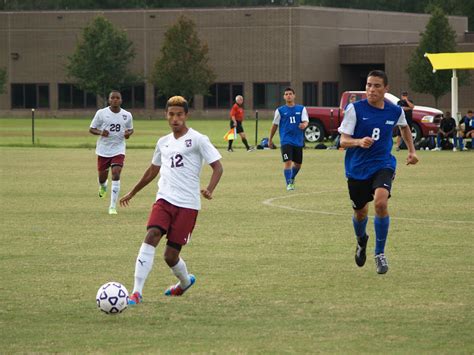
1,118,473,353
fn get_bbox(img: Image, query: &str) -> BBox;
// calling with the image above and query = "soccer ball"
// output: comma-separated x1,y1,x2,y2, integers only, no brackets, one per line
96,282,129,314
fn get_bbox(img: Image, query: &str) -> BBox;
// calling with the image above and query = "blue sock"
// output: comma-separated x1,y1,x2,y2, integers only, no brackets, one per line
284,169,292,184
374,216,390,255
291,167,300,180
352,216,368,239
459,137,464,150
436,135,441,147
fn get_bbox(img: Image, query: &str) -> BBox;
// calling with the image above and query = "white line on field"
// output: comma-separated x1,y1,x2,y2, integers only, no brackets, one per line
262,190,474,225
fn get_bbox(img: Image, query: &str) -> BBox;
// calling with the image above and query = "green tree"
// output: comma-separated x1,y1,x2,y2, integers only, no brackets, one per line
406,6,469,107
151,15,215,103
0,67,7,94
66,16,137,103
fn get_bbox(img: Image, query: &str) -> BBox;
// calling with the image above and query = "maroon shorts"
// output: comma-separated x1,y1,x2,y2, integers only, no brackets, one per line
97,154,125,172
147,199,198,246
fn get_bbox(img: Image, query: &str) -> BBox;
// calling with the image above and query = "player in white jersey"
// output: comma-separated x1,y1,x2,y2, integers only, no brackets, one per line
89,90,134,215
119,96,223,304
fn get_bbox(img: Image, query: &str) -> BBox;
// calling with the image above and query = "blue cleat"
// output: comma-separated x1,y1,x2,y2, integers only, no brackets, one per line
164,274,196,296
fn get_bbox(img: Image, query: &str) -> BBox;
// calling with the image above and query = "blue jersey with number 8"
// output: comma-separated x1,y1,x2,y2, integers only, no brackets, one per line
338,99,406,180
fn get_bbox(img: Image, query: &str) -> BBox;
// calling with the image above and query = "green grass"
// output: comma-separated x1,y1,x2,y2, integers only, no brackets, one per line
0,119,473,353
0,117,271,149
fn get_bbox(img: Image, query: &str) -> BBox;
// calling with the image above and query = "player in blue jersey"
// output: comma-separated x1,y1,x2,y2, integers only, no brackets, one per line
268,87,309,191
338,70,418,274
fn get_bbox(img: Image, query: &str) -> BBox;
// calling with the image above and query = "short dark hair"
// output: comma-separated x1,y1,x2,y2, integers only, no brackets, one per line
284,87,295,94
367,70,388,86
165,96,189,113
109,90,121,97
468,110,473,114
401,91,408,96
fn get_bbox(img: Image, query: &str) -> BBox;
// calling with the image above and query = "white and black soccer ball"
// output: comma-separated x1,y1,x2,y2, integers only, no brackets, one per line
96,282,129,315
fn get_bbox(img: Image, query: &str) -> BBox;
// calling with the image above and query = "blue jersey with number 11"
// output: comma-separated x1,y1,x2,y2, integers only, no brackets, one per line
273,104,308,147
338,99,406,180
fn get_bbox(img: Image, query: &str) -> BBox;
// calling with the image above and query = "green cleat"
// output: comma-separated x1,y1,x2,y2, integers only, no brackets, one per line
108,207,117,215
99,185,107,198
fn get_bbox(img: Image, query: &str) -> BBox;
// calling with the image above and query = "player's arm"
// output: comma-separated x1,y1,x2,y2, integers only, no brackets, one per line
201,160,223,200
269,109,280,148
399,125,418,165
120,164,160,207
124,128,134,139
299,107,309,130
339,133,374,149
338,104,373,148
268,124,278,149
89,127,109,137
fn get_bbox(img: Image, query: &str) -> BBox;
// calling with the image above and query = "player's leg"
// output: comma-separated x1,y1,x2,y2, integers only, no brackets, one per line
290,146,303,185
237,123,251,150
108,155,125,214
128,227,164,305
228,120,234,152
97,156,109,198
372,169,394,274
129,200,171,305
280,145,294,190
164,207,198,296
348,178,372,267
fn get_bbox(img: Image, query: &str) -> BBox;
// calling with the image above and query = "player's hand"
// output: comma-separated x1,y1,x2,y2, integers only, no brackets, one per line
101,129,109,137
119,192,135,207
124,129,132,139
268,140,274,149
406,152,419,165
359,137,374,148
201,189,213,200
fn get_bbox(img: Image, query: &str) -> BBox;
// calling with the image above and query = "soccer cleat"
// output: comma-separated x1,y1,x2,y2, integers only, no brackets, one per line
453,147,457,152
164,274,196,296
286,183,295,191
432,147,441,151
374,253,389,274
462,147,468,151
128,291,142,305
355,234,369,267
108,207,118,215
227,148,234,152
247,146,255,152
99,185,107,198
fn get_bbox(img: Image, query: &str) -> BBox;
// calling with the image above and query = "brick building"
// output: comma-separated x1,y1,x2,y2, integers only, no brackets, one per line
0,6,472,118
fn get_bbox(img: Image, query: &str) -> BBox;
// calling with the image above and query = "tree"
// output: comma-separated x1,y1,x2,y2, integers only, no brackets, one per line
0,67,7,95
66,16,137,104
151,16,216,103
406,6,469,107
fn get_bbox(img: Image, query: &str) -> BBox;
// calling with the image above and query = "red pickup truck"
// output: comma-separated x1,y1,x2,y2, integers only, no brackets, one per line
304,91,442,142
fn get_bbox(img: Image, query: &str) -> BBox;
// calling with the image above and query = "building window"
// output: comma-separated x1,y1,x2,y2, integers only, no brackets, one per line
11,84,49,109
253,83,290,109
58,84,97,109
322,82,339,107
121,84,145,109
204,83,243,109
303,82,318,106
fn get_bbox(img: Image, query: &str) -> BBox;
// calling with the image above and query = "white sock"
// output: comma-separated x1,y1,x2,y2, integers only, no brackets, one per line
133,243,155,295
171,258,191,289
110,180,120,209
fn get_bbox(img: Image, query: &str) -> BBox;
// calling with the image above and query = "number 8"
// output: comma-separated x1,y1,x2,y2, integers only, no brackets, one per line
372,128,380,141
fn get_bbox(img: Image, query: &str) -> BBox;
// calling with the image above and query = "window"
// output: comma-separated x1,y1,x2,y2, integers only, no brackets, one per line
121,84,145,109
253,83,290,109
322,82,339,107
303,82,318,106
204,83,243,109
58,84,97,109
11,84,49,109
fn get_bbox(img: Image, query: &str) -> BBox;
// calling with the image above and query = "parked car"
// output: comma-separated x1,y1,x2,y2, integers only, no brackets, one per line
304,91,442,142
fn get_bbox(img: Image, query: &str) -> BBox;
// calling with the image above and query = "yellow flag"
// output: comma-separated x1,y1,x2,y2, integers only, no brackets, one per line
224,128,236,141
